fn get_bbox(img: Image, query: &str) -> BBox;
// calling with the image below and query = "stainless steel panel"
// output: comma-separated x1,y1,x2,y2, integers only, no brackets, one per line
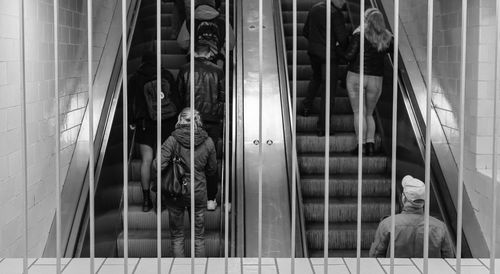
238,0,292,257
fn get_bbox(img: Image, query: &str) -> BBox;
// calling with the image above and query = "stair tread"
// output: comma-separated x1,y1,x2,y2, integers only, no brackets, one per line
304,197,392,204
301,173,389,180
307,222,380,231
117,229,220,239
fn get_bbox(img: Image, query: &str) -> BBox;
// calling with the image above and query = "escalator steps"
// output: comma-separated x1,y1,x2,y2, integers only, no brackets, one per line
126,204,222,231
117,231,221,257
306,222,378,250
297,133,381,153
298,154,388,175
301,174,391,197
303,198,390,223
296,115,355,132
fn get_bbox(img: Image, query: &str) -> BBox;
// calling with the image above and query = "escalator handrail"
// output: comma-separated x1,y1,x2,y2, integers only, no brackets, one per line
273,0,308,258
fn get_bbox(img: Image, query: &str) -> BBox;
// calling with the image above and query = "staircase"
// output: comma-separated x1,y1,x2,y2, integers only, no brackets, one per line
281,0,391,257
116,0,223,257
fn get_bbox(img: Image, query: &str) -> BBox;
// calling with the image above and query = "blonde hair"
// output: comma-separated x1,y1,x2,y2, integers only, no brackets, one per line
364,8,392,52
176,108,203,129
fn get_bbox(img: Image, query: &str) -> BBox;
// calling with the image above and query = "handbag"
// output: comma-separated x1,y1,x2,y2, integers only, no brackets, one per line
162,141,189,197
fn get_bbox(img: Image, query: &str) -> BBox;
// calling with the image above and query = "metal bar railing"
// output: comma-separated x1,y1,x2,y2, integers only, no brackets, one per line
291,0,298,271
389,0,399,273
18,0,28,273
423,0,434,273
87,0,96,272
54,0,62,272
224,0,231,270
121,0,129,272
324,0,332,272
189,0,196,272
258,0,264,271
456,0,468,272
356,0,366,272
155,0,162,271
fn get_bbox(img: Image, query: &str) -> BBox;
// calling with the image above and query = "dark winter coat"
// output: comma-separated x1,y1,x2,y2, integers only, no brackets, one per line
177,57,225,122
344,32,393,76
152,125,218,206
302,1,349,60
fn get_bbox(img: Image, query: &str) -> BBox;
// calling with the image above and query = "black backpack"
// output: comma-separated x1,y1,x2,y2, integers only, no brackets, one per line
143,77,177,120
194,19,223,56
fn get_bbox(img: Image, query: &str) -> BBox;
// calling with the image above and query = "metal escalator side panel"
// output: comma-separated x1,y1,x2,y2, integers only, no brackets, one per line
236,0,292,258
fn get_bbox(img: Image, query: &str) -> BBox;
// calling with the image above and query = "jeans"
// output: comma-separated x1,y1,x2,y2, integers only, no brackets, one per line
169,204,206,257
346,71,383,143
303,54,339,129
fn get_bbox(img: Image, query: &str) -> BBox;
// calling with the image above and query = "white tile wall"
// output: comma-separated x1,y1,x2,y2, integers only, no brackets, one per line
0,0,117,257
400,0,500,253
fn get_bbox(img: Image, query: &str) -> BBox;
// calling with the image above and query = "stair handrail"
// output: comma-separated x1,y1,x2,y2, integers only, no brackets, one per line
273,0,309,258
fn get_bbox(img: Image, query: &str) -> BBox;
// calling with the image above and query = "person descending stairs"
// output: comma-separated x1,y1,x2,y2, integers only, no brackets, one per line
116,0,223,257
280,0,392,257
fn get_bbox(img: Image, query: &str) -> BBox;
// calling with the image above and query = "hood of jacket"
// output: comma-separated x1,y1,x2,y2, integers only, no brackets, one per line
195,4,219,20
172,125,209,148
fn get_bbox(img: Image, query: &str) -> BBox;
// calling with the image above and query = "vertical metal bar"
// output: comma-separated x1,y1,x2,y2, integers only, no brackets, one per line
356,0,365,272
224,0,230,270
122,0,129,273
456,0,467,272
291,0,297,272
258,0,264,271
389,0,399,273
423,0,434,273
156,0,162,272
324,0,331,272
491,0,500,271
54,0,61,273
18,0,28,273
87,0,95,272
189,0,195,272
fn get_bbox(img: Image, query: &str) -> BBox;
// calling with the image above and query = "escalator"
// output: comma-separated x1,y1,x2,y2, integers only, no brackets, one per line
280,0,391,257
70,0,233,257
278,0,481,258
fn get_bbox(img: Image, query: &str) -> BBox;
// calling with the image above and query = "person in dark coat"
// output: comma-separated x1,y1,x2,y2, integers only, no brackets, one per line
129,51,179,212
177,40,224,210
302,0,349,136
152,108,218,257
342,8,393,156
369,175,455,258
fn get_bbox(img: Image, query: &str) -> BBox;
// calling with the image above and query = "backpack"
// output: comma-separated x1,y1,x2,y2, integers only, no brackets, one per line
143,78,177,120
195,19,222,56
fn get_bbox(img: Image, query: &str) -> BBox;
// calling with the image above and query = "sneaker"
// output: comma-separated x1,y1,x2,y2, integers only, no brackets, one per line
207,200,217,210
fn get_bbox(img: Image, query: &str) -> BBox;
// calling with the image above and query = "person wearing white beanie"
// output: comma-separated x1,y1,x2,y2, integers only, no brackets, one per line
369,175,455,258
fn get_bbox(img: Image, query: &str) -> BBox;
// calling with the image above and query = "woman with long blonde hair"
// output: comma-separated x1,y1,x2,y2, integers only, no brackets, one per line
343,8,393,156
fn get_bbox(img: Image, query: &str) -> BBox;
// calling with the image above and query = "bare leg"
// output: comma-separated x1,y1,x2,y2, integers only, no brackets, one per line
139,144,153,211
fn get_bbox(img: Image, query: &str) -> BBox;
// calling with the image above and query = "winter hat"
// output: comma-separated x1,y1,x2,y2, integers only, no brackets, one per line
402,175,426,206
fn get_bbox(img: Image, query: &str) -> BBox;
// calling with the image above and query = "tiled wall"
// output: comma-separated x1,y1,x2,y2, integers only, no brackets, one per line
0,0,117,257
399,0,500,252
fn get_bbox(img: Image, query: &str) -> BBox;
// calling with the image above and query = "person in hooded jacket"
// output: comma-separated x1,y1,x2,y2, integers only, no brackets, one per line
129,51,179,212
176,0,235,68
152,108,218,257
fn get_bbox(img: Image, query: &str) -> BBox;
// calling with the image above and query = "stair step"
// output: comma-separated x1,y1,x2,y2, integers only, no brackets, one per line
129,41,185,59
281,1,323,12
297,133,382,153
306,222,378,250
285,36,308,51
297,115,355,132
301,174,391,198
126,204,221,231
286,50,310,65
117,230,221,257
139,14,176,28
128,54,187,71
140,1,176,15
142,26,179,40
289,80,348,97
281,11,309,24
303,197,391,223
293,97,352,115
298,153,388,175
